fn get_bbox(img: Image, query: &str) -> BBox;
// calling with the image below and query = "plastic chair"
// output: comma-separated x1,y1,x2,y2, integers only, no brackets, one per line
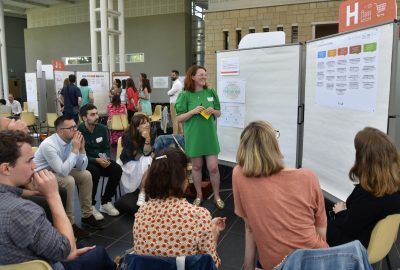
45,113,58,135
32,146,38,153
109,114,128,131
367,214,400,269
20,111,37,133
150,105,162,122
23,102,28,112
0,260,53,270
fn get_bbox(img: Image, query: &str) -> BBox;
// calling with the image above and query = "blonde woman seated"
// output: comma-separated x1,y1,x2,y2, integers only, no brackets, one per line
133,148,226,267
233,121,328,270
327,127,400,248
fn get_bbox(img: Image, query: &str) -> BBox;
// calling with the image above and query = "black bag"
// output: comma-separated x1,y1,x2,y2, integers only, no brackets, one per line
114,189,140,216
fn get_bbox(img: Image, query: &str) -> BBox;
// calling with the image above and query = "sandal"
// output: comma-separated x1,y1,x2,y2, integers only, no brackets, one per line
214,199,225,210
192,198,202,207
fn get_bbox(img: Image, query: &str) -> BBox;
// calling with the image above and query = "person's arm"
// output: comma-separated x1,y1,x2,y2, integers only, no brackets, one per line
316,227,327,241
75,132,88,170
16,101,22,114
167,82,181,96
77,97,82,106
243,219,257,270
143,88,149,100
197,209,222,267
89,91,94,104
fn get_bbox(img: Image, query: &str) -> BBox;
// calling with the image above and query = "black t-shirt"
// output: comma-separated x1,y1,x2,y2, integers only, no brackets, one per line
61,84,82,113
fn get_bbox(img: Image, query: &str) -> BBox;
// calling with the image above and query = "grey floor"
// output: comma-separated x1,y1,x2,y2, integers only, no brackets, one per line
70,163,399,270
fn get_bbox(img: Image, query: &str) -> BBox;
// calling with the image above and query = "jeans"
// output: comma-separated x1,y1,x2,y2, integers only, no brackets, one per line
273,240,372,270
86,160,122,205
153,134,184,154
60,246,116,270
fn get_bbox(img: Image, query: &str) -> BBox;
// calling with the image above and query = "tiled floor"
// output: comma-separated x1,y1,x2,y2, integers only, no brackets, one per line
72,163,399,270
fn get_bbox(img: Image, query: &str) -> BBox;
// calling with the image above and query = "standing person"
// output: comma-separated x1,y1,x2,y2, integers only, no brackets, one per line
60,74,82,123
120,79,127,105
107,95,127,144
327,127,400,248
109,79,122,102
79,78,94,108
7,94,22,116
233,121,328,270
0,99,12,114
126,78,140,123
167,70,183,135
78,104,121,221
175,65,224,209
133,148,225,268
118,114,153,206
0,130,116,270
139,73,152,116
57,78,69,115
34,115,104,238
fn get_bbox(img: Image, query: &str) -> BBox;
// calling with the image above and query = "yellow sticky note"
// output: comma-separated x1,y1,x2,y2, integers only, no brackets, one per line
200,110,211,120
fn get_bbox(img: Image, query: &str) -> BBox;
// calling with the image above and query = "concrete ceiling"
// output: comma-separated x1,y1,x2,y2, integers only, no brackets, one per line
3,0,85,17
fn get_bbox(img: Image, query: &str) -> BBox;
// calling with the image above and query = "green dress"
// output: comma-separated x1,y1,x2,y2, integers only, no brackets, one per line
175,88,220,157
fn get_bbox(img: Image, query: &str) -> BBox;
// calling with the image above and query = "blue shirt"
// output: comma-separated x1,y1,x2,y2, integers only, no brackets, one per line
0,184,71,265
34,133,88,177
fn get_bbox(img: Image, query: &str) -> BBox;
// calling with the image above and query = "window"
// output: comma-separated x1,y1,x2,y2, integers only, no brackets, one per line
249,28,255,33
62,53,145,65
236,29,242,47
223,30,229,50
263,26,269,32
277,25,284,32
291,25,298,43
314,23,338,39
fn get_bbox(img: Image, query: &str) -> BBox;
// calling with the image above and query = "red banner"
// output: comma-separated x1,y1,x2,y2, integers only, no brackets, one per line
339,0,397,32
52,59,65,71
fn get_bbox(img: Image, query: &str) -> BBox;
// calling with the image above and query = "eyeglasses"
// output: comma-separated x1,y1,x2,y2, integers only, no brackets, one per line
275,129,280,139
60,125,77,131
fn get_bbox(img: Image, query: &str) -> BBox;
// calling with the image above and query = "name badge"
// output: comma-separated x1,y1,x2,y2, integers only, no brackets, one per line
207,97,214,102
96,137,103,143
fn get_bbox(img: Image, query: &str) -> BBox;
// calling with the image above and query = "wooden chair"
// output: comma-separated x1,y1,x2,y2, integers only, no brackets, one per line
0,260,52,270
367,214,400,270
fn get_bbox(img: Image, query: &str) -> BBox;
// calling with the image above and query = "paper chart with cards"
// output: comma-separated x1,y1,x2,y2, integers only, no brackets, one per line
315,28,379,112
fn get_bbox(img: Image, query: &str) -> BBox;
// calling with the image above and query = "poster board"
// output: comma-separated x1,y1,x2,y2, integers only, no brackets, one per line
25,72,38,116
54,71,74,115
216,44,302,167
303,23,395,200
76,71,110,115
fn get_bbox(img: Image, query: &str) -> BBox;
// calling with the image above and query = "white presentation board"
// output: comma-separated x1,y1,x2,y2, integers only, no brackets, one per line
54,71,74,115
25,72,38,116
303,23,395,200
216,44,302,167
76,71,110,115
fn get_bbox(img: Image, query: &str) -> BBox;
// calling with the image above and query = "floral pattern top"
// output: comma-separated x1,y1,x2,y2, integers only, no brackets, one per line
133,197,220,266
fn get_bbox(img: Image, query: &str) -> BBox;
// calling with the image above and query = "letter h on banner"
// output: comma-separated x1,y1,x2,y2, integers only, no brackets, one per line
346,2,359,27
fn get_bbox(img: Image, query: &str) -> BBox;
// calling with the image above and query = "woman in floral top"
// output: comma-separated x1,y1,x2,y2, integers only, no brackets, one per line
133,148,226,267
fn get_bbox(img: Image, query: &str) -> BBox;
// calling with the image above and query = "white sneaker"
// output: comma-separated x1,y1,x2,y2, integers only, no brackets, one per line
92,206,104,221
100,202,120,216
137,192,146,207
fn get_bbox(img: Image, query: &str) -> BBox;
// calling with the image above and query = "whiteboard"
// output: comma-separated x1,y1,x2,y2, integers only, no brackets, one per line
216,45,302,167
76,71,110,115
303,23,395,200
25,72,38,116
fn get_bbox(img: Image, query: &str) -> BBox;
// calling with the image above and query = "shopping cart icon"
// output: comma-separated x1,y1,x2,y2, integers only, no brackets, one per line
375,3,387,17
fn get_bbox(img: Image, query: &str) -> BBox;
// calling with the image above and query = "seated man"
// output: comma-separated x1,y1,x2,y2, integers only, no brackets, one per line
78,104,121,220
7,93,22,116
0,130,116,270
34,115,103,238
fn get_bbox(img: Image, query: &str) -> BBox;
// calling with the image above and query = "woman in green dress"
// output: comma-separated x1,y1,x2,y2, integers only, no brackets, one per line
175,65,224,209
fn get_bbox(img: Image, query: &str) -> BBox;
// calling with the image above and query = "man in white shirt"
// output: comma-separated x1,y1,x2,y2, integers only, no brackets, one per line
0,99,12,114
34,115,104,239
7,94,22,116
167,70,183,134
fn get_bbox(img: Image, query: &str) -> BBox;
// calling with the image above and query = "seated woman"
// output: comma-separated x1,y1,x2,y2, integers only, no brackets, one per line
107,95,127,144
233,121,328,270
117,114,153,206
327,127,400,248
133,148,225,267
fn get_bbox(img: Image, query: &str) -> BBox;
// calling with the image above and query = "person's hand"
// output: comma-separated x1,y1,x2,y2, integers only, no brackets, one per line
138,122,150,139
333,201,347,214
191,106,205,115
79,136,86,153
96,158,111,168
7,119,29,133
76,245,96,257
212,217,227,232
204,107,215,115
32,170,58,198
71,131,82,153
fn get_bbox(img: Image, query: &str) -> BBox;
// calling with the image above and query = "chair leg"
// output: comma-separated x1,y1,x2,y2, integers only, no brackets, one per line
385,254,392,270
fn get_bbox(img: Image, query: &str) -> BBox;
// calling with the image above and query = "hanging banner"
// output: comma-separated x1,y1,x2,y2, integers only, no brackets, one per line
339,0,397,32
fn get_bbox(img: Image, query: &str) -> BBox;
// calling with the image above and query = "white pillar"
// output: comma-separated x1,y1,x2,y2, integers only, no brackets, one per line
118,0,125,71
89,0,98,71
0,0,8,98
100,0,109,71
108,0,115,74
